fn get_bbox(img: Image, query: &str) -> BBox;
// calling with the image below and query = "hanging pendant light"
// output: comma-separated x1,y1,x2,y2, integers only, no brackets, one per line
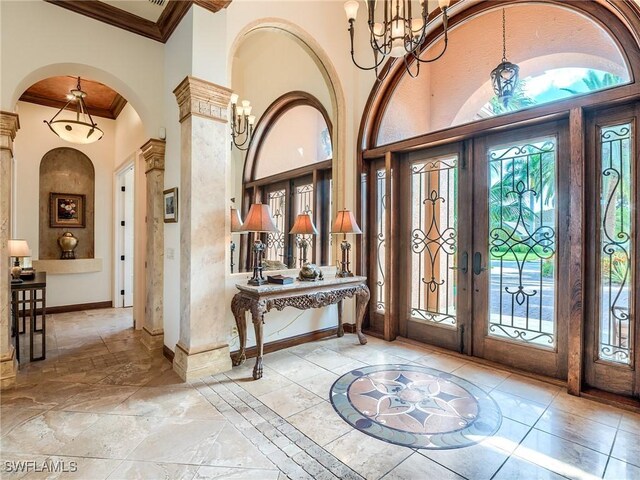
344,0,451,78
490,8,519,108
44,77,104,144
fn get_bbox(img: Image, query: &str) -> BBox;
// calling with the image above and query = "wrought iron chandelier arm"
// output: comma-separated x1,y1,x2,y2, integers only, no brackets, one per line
348,21,386,72
410,12,449,64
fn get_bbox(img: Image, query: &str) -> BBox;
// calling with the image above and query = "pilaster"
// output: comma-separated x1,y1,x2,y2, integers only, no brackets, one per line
141,138,165,350
173,76,232,380
0,112,19,386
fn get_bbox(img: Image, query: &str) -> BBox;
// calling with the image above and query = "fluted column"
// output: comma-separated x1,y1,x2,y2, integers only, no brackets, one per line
173,76,232,381
0,112,19,386
141,139,165,350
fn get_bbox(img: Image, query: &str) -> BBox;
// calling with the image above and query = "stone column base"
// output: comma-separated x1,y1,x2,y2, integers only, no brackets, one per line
141,327,164,350
173,342,231,382
0,346,18,389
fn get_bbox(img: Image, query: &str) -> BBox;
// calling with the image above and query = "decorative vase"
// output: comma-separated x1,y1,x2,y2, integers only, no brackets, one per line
58,232,78,259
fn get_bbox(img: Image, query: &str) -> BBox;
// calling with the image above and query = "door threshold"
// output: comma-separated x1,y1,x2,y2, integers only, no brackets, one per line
580,388,640,414
394,335,567,388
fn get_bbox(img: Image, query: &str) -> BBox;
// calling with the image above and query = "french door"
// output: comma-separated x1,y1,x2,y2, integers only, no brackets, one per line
378,122,569,378
472,122,569,378
584,104,640,397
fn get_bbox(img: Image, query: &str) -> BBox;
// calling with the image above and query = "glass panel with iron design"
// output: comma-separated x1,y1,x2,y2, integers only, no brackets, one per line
488,138,556,347
375,169,387,312
294,183,314,267
410,155,458,327
266,189,286,265
598,123,633,364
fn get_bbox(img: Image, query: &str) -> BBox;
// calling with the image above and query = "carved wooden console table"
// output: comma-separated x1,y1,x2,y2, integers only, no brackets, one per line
231,275,370,380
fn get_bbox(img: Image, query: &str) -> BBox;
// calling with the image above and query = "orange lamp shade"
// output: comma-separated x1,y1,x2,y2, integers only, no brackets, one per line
290,213,319,235
241,203,278,233
331,209,362,234
8,239,30,257
230,207,243,232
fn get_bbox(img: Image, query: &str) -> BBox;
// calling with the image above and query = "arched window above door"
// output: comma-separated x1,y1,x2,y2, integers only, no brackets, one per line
375,3,632,147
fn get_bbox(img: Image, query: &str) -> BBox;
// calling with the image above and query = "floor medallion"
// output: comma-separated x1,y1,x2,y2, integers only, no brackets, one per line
330,364,502,449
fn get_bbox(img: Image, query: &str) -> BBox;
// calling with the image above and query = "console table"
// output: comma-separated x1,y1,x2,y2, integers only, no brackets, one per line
231,275,370,380
11,272,47,362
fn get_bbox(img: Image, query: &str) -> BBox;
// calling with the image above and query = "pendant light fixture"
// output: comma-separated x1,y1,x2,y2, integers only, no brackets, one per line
229,94,256,151
44,77,104,144
490,8,519,108
344,0,451,78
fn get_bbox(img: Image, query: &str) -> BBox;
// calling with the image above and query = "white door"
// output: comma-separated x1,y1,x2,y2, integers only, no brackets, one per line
118,166,135,308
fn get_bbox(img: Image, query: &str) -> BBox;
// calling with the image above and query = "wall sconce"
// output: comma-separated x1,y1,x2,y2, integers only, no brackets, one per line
230,94,256,151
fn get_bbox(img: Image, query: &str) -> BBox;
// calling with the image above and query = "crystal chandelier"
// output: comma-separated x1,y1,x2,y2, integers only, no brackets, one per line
44,77,104,144
344,0,451,78
490,8,519,108
229,94,256,151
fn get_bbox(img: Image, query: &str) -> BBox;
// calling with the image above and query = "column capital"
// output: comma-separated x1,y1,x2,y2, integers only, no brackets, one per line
141,138,166,173
173,76,232,124
0,112,20,155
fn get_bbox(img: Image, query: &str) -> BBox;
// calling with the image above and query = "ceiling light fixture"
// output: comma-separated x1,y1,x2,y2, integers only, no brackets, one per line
44,77,103,144
490,8,519,108
229,94,256,151
344,0,451,78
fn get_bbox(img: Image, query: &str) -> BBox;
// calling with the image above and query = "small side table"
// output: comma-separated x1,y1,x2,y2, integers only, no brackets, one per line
11,272,47,362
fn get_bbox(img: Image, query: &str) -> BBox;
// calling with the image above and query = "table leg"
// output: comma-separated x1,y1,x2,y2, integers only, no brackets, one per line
355,284,370,345
251,302,267,380
29,290,35,362
12,291,19,363
231,294,248,366
337,299,344,337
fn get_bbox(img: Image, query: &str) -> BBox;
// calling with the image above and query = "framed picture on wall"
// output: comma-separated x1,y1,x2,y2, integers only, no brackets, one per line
163,187,178,223
50,193,86,228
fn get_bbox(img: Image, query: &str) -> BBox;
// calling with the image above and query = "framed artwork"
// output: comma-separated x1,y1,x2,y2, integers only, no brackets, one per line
50,193,86,228
163,187,178,223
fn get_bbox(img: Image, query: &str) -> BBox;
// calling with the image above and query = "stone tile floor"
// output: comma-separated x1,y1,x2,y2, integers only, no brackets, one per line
1,308,640,479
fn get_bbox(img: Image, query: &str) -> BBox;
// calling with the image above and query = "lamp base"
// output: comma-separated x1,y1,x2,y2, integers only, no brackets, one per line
248,277,267,286
10,278,23,284
10,265,22,280
336,271,354,278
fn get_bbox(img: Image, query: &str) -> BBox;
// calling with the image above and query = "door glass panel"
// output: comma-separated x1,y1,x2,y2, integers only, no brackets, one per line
294,183,314,267
410,155,458,327
266,188,286,265
375,169,386,313
598,123,633,364
488,137,556,346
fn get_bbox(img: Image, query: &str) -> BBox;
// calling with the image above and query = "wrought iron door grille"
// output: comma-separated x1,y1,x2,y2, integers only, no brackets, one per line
487,139,556,346
598,123,633,364
376,169,387,312
410,156,458,328
266,189,286,265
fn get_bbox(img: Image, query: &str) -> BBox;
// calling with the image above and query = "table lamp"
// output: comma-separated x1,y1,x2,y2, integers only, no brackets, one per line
331,209,361,277
242,203,278,286
289,212,318,268
8,239,31,283
230,207,243,274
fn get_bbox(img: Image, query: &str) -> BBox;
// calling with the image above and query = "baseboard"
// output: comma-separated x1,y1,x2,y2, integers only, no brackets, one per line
231,325,347,359
38,301,112,315
163,345,175,363
343,323,356,334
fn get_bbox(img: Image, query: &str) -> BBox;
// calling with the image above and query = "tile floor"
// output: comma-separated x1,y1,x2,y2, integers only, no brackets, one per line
1,308,640,479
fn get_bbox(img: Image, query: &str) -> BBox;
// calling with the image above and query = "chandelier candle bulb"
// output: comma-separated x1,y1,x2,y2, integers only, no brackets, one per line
241,100,250,108
248,115,256,126
344,0,359,21
230,93,239,105
244,105,252,116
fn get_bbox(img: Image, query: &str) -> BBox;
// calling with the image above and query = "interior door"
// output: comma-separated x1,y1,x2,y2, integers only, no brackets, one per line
123,167,134,308
399,143,472,352
472,122,569,378
584,104,640,397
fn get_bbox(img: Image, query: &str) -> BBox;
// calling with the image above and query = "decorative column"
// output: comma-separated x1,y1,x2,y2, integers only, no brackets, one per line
0,112,19,386
141,139,165,350
173,76,233,381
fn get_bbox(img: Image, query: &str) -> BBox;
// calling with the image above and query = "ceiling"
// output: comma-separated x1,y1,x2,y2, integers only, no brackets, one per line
45,0,231,43
19,76,127,120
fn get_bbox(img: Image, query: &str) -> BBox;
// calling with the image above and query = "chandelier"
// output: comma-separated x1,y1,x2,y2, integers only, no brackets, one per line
344,0,451,78
44,77,104,144
490,8,519,108
229,94,256,151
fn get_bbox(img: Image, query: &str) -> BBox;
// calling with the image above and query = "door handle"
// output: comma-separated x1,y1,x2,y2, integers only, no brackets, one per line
473,252,487,275
450,251,468,274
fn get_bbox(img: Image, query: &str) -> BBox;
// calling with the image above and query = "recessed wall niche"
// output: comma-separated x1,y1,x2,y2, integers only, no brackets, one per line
39,148,95,259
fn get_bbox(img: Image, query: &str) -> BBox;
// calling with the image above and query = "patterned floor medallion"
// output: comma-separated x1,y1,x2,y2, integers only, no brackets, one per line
330,364,502,449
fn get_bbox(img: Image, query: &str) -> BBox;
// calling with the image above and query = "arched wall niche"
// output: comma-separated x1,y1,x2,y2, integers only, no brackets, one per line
243,91,333,183
38,148,95,260
358,0,640,152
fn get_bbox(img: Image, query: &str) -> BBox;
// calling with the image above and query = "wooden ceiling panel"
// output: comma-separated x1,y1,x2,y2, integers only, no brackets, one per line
19,76,127,120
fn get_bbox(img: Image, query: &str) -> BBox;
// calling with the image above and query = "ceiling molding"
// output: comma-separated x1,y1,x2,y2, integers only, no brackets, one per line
44,0,231,44
19,92,122,120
